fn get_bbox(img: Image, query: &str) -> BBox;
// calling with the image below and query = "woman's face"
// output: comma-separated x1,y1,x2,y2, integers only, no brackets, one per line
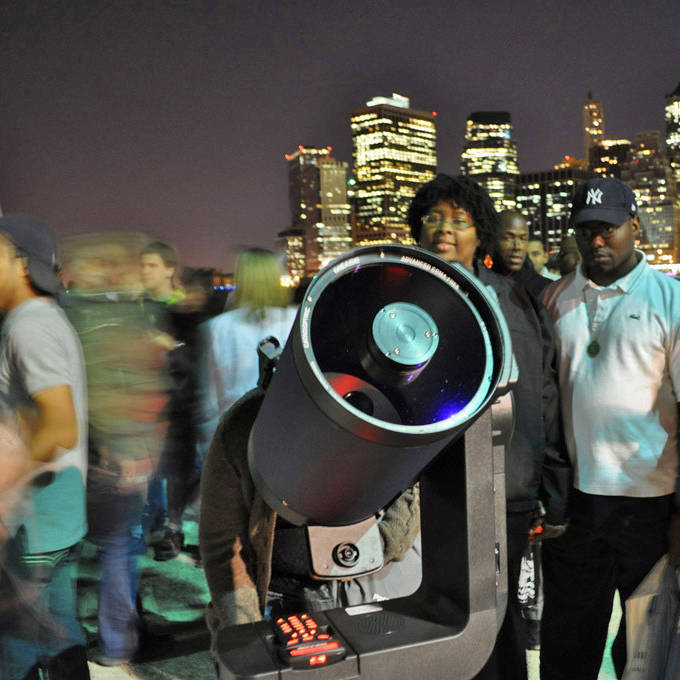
418,200,479,271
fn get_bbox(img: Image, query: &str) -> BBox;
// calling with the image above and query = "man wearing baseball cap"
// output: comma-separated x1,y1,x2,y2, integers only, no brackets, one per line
539,178,680,679
0,215,90,678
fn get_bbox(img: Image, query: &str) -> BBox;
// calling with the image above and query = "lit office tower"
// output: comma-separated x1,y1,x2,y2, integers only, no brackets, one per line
583,91,605,169
621,130,680,265
589,139,632,178
350,93,437,245
285,145,352,277
276,228,305,286
665,82,680,194
460,111,519,212
516,164,595,252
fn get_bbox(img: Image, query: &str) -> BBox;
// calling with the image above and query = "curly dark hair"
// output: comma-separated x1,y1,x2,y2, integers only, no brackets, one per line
407,174,500,261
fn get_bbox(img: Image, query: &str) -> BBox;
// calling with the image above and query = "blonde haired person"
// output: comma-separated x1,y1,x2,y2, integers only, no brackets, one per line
198,248,296,448
228,247,291,317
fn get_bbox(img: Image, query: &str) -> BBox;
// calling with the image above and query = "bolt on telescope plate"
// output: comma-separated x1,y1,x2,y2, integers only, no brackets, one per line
372,302,439,367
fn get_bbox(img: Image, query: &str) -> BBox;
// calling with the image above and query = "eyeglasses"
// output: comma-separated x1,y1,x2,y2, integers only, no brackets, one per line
421,213,473,232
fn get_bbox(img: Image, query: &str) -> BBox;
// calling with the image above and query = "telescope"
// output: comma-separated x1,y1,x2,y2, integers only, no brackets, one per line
214,245,515,680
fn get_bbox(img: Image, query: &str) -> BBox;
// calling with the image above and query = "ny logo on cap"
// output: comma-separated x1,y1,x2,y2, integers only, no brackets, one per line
586,188,603,205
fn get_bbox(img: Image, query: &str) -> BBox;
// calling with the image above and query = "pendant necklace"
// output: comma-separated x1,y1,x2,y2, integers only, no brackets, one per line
586,338,600,357
584,287,625,358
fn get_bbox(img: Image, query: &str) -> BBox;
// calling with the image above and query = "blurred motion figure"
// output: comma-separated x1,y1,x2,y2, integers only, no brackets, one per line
62,232,170,666
0,215,90,680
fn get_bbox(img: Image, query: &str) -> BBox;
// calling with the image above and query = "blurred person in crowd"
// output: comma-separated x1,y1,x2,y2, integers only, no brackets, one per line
152,266,217,562
136,241,187,558
197,248,297,447
540,177,680,679
408,175,570,680
63,233,170,666
140,241,184,305
556,234,581,276
493,210,554,300
0,215,90,679
527,237,559,280
0,396,32,545
197,250,301,622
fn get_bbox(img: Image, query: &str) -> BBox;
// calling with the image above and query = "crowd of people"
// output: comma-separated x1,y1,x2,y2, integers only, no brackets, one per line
0,173,678,680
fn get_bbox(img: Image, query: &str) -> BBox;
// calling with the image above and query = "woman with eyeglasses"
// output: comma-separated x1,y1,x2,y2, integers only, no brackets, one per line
407,174,571,680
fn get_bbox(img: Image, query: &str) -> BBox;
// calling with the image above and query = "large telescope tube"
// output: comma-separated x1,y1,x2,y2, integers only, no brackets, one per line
248,245,513,526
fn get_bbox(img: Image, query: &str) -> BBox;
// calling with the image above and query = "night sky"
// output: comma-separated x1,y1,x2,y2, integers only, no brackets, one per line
1,0,679,271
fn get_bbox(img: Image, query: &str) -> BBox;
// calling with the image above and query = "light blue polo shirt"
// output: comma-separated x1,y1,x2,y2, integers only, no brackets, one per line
544,253,680,497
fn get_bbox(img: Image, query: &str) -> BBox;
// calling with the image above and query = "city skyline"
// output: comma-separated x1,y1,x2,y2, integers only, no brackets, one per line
1,1,678,271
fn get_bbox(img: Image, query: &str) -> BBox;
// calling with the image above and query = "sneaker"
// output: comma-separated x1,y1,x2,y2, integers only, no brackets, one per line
149,524,168,546
153,529,184,561
96,655,132,667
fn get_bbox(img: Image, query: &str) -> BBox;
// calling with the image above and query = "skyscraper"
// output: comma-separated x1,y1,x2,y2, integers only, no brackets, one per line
350,93,437,245
460,111,519,212
589,139,632,178
516,165,595,251
276,227,305,285
621,130,680,265
665,82,680,196
285,145,352,277
583,91,605,169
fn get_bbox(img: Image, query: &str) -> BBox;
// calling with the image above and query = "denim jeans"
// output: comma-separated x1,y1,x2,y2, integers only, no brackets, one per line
88,489,144,661
129,476,167,555
142,476,167,533
0,540,88,680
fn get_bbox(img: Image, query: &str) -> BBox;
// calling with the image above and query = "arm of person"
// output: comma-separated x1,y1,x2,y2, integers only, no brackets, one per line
668,403,680,566
26,385,78,463
534,303,572,533
199,391,268,630
666,294,680,565
378,484,420,563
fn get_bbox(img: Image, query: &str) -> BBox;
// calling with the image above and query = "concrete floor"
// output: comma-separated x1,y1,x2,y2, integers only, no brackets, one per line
81,520,213,680
82,522,622,680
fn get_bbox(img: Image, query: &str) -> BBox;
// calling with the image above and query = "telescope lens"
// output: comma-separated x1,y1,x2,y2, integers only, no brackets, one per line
307,257,493,432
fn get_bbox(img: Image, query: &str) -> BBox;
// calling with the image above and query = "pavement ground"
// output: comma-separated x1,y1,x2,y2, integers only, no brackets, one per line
81,519,214,680
80,522,620,680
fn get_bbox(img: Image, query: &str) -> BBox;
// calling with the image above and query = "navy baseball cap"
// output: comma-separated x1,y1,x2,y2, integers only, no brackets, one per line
0,214,59,295
570,177,638,227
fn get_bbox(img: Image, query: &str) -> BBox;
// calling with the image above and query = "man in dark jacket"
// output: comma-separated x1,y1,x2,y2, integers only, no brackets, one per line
493,210,555,301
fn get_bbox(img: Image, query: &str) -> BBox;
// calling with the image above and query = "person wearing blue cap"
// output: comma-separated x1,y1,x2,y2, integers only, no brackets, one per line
0,214,90,679
540,177,680,679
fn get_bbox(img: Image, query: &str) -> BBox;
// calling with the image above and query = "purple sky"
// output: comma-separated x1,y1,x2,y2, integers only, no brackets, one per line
1,0,679,271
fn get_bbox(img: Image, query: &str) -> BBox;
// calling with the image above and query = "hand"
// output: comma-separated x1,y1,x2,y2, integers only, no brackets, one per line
668,515,680,566
541,523,568,540
529,520,568,542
